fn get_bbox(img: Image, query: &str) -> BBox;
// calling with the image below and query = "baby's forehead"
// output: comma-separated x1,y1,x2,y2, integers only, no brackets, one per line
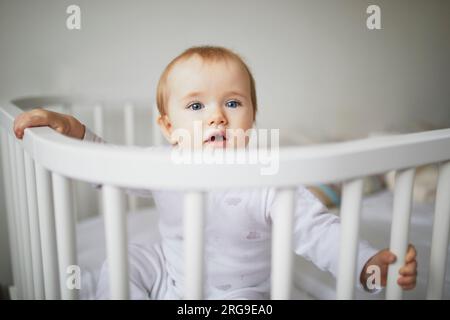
169,55,246,80
166,55,250,91
174,54,234,68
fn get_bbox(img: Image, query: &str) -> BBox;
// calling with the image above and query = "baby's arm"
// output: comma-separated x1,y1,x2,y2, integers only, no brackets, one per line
82,126,106,144
270,186,417,292
271,186,377,289
14,108,152,198
14,108,85,140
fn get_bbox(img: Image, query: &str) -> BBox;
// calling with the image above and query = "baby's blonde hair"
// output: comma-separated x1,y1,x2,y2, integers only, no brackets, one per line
156,46,257,120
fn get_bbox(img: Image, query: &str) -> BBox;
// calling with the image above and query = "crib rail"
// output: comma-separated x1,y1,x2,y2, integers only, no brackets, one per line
1,97,450,300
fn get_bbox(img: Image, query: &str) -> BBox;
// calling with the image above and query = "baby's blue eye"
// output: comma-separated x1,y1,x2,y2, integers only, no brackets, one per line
189,102,204,111
226,100,240,108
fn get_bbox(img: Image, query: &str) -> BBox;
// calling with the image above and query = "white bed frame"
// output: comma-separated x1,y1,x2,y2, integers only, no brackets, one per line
1,96,449,300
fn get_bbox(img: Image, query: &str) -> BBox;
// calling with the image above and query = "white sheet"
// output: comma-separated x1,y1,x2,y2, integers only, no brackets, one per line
76,207,160,299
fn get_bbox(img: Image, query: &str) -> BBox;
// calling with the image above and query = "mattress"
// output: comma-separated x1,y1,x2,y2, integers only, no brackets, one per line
76,190,450,300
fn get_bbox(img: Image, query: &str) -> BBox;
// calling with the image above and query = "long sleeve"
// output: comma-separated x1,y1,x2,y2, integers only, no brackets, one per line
269,185,379,290
82,126,106,144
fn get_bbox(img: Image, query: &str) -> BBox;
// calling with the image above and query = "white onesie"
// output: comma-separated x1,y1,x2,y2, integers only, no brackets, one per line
84,129,379,299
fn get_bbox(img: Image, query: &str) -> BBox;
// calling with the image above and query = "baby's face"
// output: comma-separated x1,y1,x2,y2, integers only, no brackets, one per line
159,56,254,149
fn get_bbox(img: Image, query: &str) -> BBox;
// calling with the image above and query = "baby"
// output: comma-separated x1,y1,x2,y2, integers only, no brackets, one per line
14,46,417,299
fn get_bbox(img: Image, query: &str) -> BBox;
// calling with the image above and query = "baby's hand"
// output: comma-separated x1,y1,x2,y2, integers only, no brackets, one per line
14,108,85,140
360,244,417,291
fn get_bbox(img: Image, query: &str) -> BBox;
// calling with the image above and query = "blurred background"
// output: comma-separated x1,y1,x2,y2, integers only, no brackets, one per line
0,0,449,291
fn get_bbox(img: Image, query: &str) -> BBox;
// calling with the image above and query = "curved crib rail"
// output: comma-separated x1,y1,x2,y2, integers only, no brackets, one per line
1,96,449,300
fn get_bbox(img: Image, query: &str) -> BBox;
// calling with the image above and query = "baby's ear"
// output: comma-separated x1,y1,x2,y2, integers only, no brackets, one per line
157,115,175,144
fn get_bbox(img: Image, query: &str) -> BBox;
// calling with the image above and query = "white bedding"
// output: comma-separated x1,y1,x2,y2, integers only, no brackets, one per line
76,206,161,299
76,190,450,300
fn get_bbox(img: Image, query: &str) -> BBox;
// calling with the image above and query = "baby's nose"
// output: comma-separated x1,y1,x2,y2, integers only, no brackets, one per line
207,109,228,126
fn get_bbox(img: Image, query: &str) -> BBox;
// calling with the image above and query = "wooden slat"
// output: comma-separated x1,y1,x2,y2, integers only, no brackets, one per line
386,168,415,300
103,185,129,299
270,188,295,299
8,136,27,299
336,178,364,299
184,191,205,299
1,131,22,299
23,151,45,299
52,173,79,300
427,161,450,299
35,163,60,299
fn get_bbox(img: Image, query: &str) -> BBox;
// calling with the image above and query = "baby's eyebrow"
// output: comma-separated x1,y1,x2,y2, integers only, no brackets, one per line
224,91,248,99
181,91,203,101
180,90,249,102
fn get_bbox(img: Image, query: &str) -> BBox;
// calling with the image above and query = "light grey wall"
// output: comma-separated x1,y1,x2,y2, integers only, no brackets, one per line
0,0,449,286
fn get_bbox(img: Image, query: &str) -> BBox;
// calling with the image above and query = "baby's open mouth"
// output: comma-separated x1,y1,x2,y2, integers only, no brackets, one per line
204,130,227,147
208,134,226,142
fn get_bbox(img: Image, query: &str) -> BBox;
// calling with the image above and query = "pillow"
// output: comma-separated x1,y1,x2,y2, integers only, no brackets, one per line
384,165,438,204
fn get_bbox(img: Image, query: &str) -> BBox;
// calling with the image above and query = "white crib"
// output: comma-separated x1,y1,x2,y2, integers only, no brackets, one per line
1,96,449,300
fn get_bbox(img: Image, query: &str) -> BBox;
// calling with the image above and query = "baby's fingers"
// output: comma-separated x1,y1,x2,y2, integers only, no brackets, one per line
399,260,417,276
397,275,416,290
14,109,49,139
405,244,417,263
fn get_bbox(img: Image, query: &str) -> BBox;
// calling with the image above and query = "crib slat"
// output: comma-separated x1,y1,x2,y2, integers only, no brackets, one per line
94,103,105,216
1,131,22,299
336,178,364,300
35,163,61,299
52,173,79,300
270,188,295,299
103,185,129,299
23,152,45,299
184,191,205,299
124,102,135,146
386,168,415,300
7,135,26,299
14,142,35,299
427,161,450,299
124,103,138,211
93,103,104,138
